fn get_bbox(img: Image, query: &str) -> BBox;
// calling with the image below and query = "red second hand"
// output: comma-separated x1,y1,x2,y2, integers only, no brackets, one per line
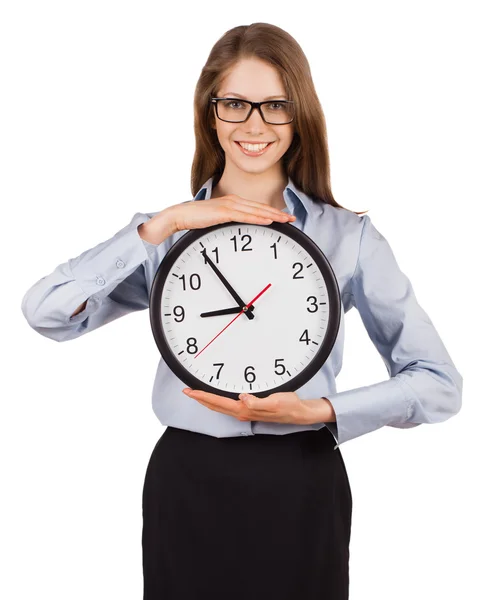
193,283,272,359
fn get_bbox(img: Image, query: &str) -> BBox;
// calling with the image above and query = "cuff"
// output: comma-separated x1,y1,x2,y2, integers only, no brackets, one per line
323,378,412,446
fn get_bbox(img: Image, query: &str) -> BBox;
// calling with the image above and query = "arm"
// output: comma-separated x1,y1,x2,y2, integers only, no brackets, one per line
323,214,463,446
21,211,170,342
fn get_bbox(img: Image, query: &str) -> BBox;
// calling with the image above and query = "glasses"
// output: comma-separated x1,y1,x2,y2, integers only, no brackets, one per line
210,97,295,125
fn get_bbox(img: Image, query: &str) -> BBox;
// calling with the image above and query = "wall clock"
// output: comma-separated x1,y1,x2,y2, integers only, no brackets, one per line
149,220,341,400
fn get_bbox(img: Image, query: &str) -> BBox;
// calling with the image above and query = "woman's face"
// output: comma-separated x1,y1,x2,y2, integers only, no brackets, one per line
212,57,295,177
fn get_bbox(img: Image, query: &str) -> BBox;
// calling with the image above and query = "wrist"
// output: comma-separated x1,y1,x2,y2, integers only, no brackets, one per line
161,206,180,236
138,208,178,245
301,397,335,425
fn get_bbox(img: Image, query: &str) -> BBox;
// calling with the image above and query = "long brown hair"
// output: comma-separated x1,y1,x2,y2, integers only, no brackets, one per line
191,22,367,215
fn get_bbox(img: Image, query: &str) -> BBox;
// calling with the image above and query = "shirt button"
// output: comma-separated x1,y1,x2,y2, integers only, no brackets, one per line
116,259,125,268
96,277,105,286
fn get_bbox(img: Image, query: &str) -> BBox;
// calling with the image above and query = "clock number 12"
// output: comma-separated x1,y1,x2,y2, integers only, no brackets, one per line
230,234,252,252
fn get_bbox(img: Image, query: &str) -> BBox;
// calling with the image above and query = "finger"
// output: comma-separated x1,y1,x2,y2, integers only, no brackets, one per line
184,389,238,411
194,396,243,419
223,196,296,220
227,209,294,225
239,393,279,411
195,396,283,423
232,197,294,217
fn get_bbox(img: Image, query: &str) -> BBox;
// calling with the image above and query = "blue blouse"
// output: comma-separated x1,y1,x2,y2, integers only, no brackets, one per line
21,176,462,449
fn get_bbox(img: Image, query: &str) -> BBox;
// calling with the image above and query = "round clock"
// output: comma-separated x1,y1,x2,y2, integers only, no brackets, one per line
149,220,341,400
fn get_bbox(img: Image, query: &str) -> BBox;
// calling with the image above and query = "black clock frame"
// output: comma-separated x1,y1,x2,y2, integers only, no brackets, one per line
149,220,341,400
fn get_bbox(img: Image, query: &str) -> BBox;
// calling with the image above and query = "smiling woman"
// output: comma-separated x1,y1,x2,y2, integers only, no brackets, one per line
140,22,355,600
20,17,462,600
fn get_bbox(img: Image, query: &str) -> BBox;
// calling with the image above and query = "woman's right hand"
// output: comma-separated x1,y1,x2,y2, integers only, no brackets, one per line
138,194,296,246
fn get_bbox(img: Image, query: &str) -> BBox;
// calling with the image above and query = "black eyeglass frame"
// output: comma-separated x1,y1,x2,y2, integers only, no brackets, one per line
210,97,295,125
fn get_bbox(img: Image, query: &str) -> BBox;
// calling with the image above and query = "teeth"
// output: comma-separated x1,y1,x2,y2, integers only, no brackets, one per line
238,142,270,152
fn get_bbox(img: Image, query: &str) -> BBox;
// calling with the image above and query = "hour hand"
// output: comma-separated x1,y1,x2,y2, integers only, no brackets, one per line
200,306,256,318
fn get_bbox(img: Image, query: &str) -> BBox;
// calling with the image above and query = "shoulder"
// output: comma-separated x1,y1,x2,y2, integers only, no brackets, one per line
305,200,366,280
316,200,367,238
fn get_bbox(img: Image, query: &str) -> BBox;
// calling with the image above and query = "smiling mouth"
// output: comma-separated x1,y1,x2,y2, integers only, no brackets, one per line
234,141,275,156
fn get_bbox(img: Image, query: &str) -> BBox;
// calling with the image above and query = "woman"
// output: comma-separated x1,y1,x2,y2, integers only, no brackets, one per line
21,23,462,600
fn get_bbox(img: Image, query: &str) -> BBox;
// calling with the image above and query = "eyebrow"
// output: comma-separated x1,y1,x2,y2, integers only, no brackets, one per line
221,92,288,100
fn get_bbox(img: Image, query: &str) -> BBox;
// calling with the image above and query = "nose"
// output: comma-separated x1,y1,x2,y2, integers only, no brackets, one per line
244,106,267,133
246,105,264,123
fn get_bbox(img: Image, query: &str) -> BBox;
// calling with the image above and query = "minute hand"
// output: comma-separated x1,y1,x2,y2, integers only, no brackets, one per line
200,248,255,320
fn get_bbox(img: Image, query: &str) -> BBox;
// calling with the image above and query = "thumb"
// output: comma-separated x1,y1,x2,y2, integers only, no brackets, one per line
239,392,255,406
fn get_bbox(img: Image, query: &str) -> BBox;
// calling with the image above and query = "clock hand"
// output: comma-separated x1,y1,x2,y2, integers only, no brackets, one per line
200,248,255,320
200,306,256,318
194,283,271,359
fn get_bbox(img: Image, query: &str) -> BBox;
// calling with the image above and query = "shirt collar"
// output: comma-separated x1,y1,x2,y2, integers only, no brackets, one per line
193,175,317,220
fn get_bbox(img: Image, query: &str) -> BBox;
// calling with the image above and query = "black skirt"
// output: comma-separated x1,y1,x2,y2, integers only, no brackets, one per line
142,425,352,600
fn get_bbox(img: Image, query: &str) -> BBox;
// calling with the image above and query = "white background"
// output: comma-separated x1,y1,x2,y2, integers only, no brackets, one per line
2,1,490,598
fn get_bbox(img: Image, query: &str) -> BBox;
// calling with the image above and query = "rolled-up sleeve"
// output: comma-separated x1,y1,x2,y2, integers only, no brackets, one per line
21,212,157,342
324,214,463,446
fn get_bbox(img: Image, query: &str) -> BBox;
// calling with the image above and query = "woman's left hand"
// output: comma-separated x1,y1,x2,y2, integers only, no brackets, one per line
182,387,324,425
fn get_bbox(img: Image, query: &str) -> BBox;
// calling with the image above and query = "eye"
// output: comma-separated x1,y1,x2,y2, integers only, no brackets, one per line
268,102,284,110
226,100,245,109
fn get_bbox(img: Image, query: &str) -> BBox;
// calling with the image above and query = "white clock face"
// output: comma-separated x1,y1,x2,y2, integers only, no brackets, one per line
155,223,337,397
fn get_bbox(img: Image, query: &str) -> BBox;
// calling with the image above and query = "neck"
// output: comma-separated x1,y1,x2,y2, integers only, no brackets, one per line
211,165,288,210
